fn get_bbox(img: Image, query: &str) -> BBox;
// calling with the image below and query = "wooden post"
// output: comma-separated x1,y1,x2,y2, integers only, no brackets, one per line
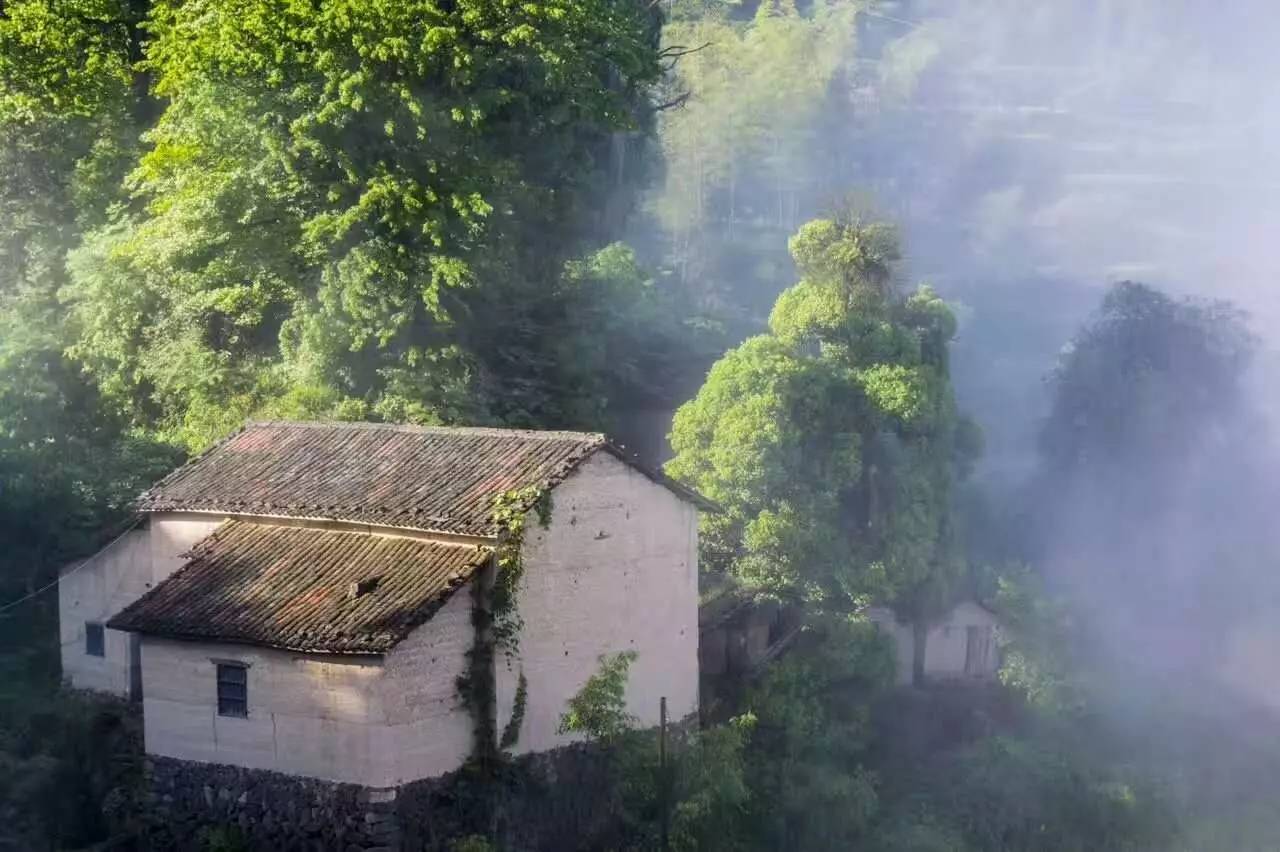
659,696,670,852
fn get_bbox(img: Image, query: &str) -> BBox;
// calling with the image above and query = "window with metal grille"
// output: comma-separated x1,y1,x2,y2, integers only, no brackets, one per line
85,622,105,657
216,663,248,717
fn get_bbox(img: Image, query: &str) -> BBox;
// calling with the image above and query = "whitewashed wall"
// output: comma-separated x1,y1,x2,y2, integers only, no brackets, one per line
868,601,1002,684
495,452,700,753
140,584,476,787
923,601,1001,680
64,465,702,784
141,637,391,786
59,514,222,695
379,588,475,783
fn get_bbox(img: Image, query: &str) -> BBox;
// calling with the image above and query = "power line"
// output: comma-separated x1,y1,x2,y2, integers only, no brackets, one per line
0,517,142,616
859,7,925,30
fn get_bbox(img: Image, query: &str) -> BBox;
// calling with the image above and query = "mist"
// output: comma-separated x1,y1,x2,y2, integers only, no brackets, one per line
7,0,1280,846
816,6,1280,804
646,0,1280,740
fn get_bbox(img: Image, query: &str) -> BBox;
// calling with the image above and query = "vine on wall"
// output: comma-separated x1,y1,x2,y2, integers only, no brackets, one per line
490,485,553,658
499,670,529,751
457,485,553,768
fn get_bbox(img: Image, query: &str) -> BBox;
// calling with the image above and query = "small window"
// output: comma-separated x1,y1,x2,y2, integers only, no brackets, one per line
216,663,248,717
85,622,105,657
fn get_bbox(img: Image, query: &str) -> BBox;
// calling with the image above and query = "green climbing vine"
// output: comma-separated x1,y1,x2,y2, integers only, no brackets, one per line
490,485,553,657
499,670,529,751
457,486,553,767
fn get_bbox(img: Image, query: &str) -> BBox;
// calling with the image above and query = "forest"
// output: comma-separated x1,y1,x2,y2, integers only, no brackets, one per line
4,0,1280,849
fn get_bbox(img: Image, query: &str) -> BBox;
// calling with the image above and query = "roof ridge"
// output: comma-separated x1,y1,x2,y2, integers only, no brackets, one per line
246,420,607,442
215,518,494,548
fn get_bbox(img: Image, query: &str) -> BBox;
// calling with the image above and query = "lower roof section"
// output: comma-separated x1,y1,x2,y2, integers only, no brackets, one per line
109,520,490,654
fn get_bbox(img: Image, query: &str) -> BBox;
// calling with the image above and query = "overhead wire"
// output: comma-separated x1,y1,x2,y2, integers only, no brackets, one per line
0,517,143,616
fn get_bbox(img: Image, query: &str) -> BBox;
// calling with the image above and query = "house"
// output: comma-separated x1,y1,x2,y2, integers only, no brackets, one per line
59,421,710,790
866,599,1002,686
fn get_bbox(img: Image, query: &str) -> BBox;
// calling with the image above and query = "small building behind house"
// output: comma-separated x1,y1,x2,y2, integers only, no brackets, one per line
866,599,1002,686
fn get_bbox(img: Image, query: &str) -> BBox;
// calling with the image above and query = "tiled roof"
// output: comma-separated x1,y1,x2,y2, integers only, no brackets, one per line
138,421,713,535
108,521,490,654
137,421,597,536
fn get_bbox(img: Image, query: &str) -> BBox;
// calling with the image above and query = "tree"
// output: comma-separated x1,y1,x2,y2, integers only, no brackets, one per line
1023,280,1274,710
0,0,682,451
649,0,859,324
667,215,980,661
1039,281,1253,480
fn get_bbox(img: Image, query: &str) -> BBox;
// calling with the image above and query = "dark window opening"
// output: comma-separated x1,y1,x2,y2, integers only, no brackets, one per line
216,663,248,717
85,622,105,657
964,625,993,677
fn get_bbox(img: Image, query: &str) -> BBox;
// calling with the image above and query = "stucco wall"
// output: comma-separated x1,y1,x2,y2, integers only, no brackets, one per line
141,584,476,787
495,452,700,753
379,587,475,783
867,602,1002,684
59,514,222,696
141,637,393,786
923,601,1001,680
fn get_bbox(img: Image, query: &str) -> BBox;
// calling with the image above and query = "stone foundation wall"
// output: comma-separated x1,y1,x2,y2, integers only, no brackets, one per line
142,745,620,851
143,756,400,851
397,744,620,852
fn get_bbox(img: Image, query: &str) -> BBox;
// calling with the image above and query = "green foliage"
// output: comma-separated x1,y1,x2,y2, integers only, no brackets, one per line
489,485,551,655
197,824,250,852
668,216,976,618
936,733,1175,852
0,286,181,663
652,0,860,323
499,670,528,752
1040,281,1253,476
0,0,141,124
557,650,638,742
460,480,550,769
609,714,755,852
0,0,683,452
0,689,144,849
991,564,1087,717
732,615,895,848
449,836,497,852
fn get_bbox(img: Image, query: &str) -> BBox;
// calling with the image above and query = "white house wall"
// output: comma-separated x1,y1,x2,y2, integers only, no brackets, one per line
59,514,222,696
378,586,475,783
140,586,477,788
923,601,1001,680
140,637,393,786
495,452,700,753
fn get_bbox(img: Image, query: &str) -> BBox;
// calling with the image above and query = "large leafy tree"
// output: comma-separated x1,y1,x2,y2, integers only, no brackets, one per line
668,215,980,669
1026,281,1268,689
1,0,678,451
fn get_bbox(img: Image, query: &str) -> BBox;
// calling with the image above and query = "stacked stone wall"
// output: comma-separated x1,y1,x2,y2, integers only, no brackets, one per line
142,744,620,851
144,757,400,851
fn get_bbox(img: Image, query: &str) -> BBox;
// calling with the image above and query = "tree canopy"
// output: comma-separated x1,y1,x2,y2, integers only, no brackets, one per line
668,214,980,619
2,0,717,453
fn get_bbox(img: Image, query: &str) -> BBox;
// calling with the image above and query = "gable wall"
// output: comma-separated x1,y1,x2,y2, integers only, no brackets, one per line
59,514,221,696
496,452,700,753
